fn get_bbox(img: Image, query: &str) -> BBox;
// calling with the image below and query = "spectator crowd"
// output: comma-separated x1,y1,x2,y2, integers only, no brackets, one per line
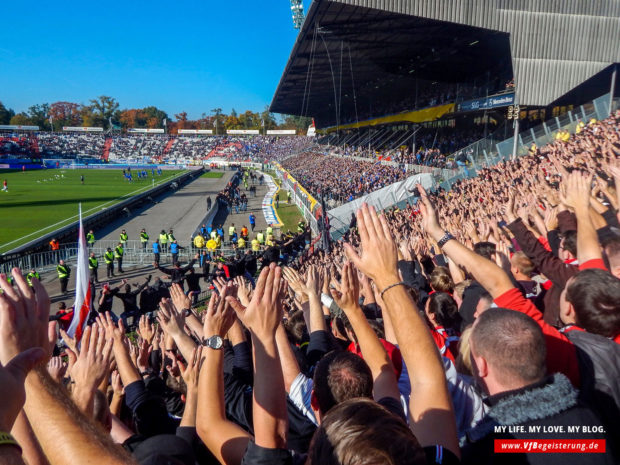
0,110,619,465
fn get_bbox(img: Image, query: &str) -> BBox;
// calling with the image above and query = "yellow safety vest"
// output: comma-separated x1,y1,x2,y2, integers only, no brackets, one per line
57,265,69,278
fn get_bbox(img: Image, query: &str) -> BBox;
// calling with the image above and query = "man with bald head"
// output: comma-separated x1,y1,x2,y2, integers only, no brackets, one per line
461,309,612,464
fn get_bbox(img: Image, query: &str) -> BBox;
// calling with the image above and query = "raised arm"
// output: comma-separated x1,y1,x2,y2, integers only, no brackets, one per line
561,171,603,265
156,298,197,362
196,289,250,465
0,270,135,465
227,264,288,451
98,313,141,387
343,205,460,458
330,262,400,403
69,325,113,416
419,188,514,299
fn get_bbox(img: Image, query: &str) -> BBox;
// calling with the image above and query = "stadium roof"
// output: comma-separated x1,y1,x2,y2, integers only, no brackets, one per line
271,0,620,129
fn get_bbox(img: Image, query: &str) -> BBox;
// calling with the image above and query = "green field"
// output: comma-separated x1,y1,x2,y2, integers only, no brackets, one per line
0,169,185,253
274,190,303,233
201,171,225,178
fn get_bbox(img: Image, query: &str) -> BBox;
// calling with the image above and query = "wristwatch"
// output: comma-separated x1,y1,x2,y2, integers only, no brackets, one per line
202,335,224,350
437,232,455,248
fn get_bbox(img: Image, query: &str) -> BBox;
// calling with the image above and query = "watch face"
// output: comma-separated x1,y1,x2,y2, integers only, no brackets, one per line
208,335,223,349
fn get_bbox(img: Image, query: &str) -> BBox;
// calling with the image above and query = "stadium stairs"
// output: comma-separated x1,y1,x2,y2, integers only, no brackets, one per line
29,135,40,156
163,138,176,156
102,138,112,161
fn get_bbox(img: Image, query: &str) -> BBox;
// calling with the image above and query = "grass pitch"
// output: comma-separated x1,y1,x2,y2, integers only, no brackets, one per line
274,190,304,234
0,169,185,253
201,171,225,178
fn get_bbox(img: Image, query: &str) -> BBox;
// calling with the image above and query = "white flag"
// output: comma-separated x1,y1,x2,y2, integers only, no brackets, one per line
67,204,92,342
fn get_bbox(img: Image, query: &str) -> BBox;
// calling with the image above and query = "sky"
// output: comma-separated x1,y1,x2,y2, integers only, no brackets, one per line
0,0,312,119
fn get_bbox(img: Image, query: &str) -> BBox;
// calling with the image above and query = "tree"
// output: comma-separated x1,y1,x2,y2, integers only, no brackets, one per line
239,110,260,129
80,105,97,127
142,106,168,128
230,108,238,118
49,101,82,129
0,101,15,125
211,108,223,135
281,114,312,133
27,104,50,130
119,109,145,129
10,113,31,126
175,111,195,131
224,114,241,130
89,96,119,129
261,105,277,131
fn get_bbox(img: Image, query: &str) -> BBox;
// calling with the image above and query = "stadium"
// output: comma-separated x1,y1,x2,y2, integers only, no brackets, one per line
0,1,619,464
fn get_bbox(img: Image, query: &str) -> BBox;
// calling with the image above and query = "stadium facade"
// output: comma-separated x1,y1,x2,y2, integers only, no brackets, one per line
270,0,620,144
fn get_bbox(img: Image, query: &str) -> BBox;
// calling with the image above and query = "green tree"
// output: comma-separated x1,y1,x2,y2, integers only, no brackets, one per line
27,104,50,130
281,114,312,133
211,108,223,135
142,106,168,128
261,105,277,131
10,113,31,125
0,101,15,125
80,105,97,127
89,96,119,129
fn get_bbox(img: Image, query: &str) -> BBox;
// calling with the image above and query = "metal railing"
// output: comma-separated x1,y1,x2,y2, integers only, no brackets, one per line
0,242,241,275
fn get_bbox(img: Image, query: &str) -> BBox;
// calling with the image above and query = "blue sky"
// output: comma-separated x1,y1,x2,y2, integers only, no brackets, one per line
0,0,312,119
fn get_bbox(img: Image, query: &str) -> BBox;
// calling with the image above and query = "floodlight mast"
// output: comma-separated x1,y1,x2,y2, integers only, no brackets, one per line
290,0,305,30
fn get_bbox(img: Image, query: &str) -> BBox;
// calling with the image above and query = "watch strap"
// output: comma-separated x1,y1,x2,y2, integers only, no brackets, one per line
437,232,455,248
0,432,21,453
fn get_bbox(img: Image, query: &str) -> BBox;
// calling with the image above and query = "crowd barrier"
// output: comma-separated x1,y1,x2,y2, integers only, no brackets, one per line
0,241,239,276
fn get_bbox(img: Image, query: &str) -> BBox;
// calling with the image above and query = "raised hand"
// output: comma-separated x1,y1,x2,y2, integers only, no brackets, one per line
0,268,53,365
502,191,517,223
203,288,236,339
234,276,252,307
305,265,321,296
157,298,186,337
226,264,284,340
330,261,360,313
111,370,124,397
416,185,444,241
179,346,203,393
282,266,307,299
137,314,155,345
136,338,152,374
170,282,192,312
560,170,593,213
97,312,128,346
343,203,400,289
70,325,114,414
47,356,67,383
60,328,79,355
543,206,559,231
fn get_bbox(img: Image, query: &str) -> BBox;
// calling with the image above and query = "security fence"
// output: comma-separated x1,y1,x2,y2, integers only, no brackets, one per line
0,241,239,275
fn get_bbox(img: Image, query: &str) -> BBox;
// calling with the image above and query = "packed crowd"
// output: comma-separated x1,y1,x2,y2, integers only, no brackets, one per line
0,111,618,465
281,152,410,206
234,136,314,163
0,136,37,158
1,132,313,165
324,128,485,169
37,133,107,158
